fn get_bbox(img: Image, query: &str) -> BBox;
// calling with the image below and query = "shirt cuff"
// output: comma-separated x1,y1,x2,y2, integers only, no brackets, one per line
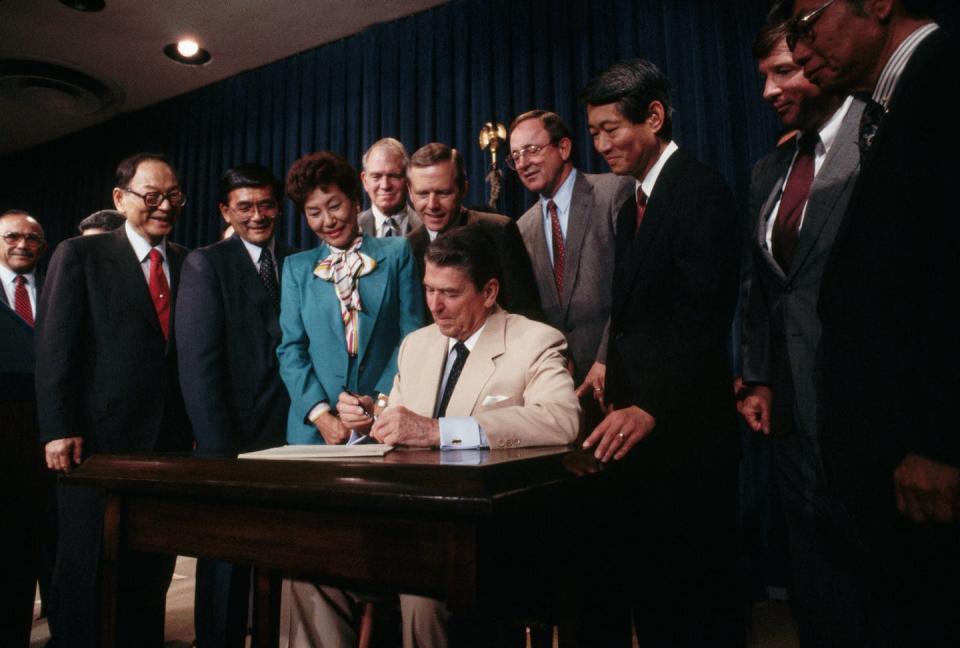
307,402,331,423
439,417,488,450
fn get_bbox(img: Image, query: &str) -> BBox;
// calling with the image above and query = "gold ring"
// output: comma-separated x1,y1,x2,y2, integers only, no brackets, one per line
617,432,625,439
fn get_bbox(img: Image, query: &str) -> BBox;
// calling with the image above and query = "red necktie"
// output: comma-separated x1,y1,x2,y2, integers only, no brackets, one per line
772,132,818,272
13,275,33,326
547,199,565,301
635,188,648,234
148,249,170,340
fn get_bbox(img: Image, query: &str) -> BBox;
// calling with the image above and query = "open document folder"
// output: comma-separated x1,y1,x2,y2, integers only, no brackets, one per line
238,443,393,460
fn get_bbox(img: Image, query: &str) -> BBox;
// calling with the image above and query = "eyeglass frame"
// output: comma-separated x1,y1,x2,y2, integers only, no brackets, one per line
226,199,280,217
505,142,557,171
121,187,187,208
1,232,45,245
786,0,837,50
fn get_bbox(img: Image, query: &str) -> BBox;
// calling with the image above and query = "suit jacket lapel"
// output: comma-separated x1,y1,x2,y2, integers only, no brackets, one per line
356,237,387,367
560,173,593,314
447,308,505,416
228,236,280,338
105,228,164,337
787,101,863,281
525,202,560,312
308,243,349,359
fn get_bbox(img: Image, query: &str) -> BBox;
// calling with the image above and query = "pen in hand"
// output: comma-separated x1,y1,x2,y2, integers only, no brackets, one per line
341,386,374,418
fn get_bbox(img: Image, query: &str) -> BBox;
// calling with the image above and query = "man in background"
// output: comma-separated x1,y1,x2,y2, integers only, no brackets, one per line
35,153,194,648
358,138,421,237
739,12,866,644
77,208,125,235
406,142,541,321
509,109,632,436
176,163,298,647
788,0,959,642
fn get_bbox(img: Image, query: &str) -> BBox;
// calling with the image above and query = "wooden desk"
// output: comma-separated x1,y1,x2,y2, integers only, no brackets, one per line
63,447,611,647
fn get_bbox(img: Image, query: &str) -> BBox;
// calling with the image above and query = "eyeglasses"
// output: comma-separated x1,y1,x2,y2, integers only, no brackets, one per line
506,143,554,170
229,200,279,217
787,0,837,50
2,232,44,245
122,187,187,208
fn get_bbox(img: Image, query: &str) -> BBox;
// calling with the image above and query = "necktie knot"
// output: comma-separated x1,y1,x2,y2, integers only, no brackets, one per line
635,188,648,234
15,274,26,287
798,131,819,155
13,273,33,326
149,248,162,264
383,216,399,237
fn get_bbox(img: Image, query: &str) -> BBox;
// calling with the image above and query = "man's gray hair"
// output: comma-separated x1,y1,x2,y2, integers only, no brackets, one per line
362,138,409,171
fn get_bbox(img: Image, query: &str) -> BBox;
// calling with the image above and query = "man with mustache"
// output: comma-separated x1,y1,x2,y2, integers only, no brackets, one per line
35,153,194,648
739,13,866,645
787,0,959,642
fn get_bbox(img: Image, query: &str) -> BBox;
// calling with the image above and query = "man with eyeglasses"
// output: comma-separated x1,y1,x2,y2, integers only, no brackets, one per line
175,163,298,648
509,111,632,434
0,209,48,647
358,138,421,237
739,12,868,646
405,142,542,321
35,153,194,648
786,0,959,643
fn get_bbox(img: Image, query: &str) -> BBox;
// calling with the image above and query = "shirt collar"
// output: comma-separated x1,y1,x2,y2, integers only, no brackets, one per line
540,167,577,215
125,220,167,263
816,95,854,155
873,23,938,107
239,235,275,267
447,319,487,354
636,140,678,200
0,264,34,286
372,203,409,226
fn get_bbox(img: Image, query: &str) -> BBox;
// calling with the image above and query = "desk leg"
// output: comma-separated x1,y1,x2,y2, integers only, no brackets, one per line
99,493,121,648
252,567,281,648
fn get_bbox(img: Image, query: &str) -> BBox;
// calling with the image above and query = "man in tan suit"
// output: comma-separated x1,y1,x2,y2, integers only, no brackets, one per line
322,226,580,648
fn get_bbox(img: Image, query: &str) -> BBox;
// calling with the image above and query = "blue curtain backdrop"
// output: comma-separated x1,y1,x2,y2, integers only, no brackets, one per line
1,0,780,250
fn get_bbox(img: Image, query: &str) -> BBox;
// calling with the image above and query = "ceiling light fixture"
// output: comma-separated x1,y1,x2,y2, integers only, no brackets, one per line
163,39,211,66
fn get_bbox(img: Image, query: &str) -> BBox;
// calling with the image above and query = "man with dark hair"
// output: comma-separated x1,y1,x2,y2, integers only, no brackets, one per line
358,138,421,237
739,12,867,644
323,225,579,647
787,0,959,642
579,59,743,646
405,142,542,320
176,163,298,648
509,109,632,436
35,152,194,648
77,209,125,235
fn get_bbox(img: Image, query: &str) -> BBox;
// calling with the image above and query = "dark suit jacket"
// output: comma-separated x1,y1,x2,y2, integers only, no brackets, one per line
741,100,863,441
407,208,542,321
817,31,960,520
34,226,193,454
175,235,298,456
607,148,741,476
517,171,632,383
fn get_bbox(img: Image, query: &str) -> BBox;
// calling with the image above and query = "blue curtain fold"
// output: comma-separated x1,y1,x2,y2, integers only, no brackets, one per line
2,0,782,251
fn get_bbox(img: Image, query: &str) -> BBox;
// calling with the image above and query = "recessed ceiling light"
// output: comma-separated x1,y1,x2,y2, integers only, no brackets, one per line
163,40,211,66
58,0,106,11
176,39,200,58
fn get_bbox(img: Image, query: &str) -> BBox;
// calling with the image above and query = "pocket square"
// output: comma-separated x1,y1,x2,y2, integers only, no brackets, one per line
481,394,510,406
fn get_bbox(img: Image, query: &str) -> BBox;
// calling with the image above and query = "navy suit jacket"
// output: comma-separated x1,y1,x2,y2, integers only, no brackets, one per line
175,234,299,455
607,148,741,472
817,31,960,519
34,226,193,454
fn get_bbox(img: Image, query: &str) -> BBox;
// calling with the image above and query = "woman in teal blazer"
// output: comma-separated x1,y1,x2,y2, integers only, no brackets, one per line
277,151,423,444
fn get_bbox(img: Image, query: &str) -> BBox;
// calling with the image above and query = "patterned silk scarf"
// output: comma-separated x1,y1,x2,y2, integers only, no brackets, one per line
313,236,376,356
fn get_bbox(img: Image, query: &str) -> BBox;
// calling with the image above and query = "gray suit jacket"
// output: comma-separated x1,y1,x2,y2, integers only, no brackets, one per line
517,170,632,383
740,99,864,439
358,204,421,237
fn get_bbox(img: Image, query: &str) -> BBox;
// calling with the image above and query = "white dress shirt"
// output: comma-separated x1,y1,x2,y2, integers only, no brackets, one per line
539,168,577,264
0,264,38,316
240,236,277,279
635,140,679,203
372,205,413,237
438,322,488,450
125,221,170,286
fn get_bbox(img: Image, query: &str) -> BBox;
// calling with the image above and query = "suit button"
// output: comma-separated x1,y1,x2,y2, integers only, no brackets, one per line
359,362,365,372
